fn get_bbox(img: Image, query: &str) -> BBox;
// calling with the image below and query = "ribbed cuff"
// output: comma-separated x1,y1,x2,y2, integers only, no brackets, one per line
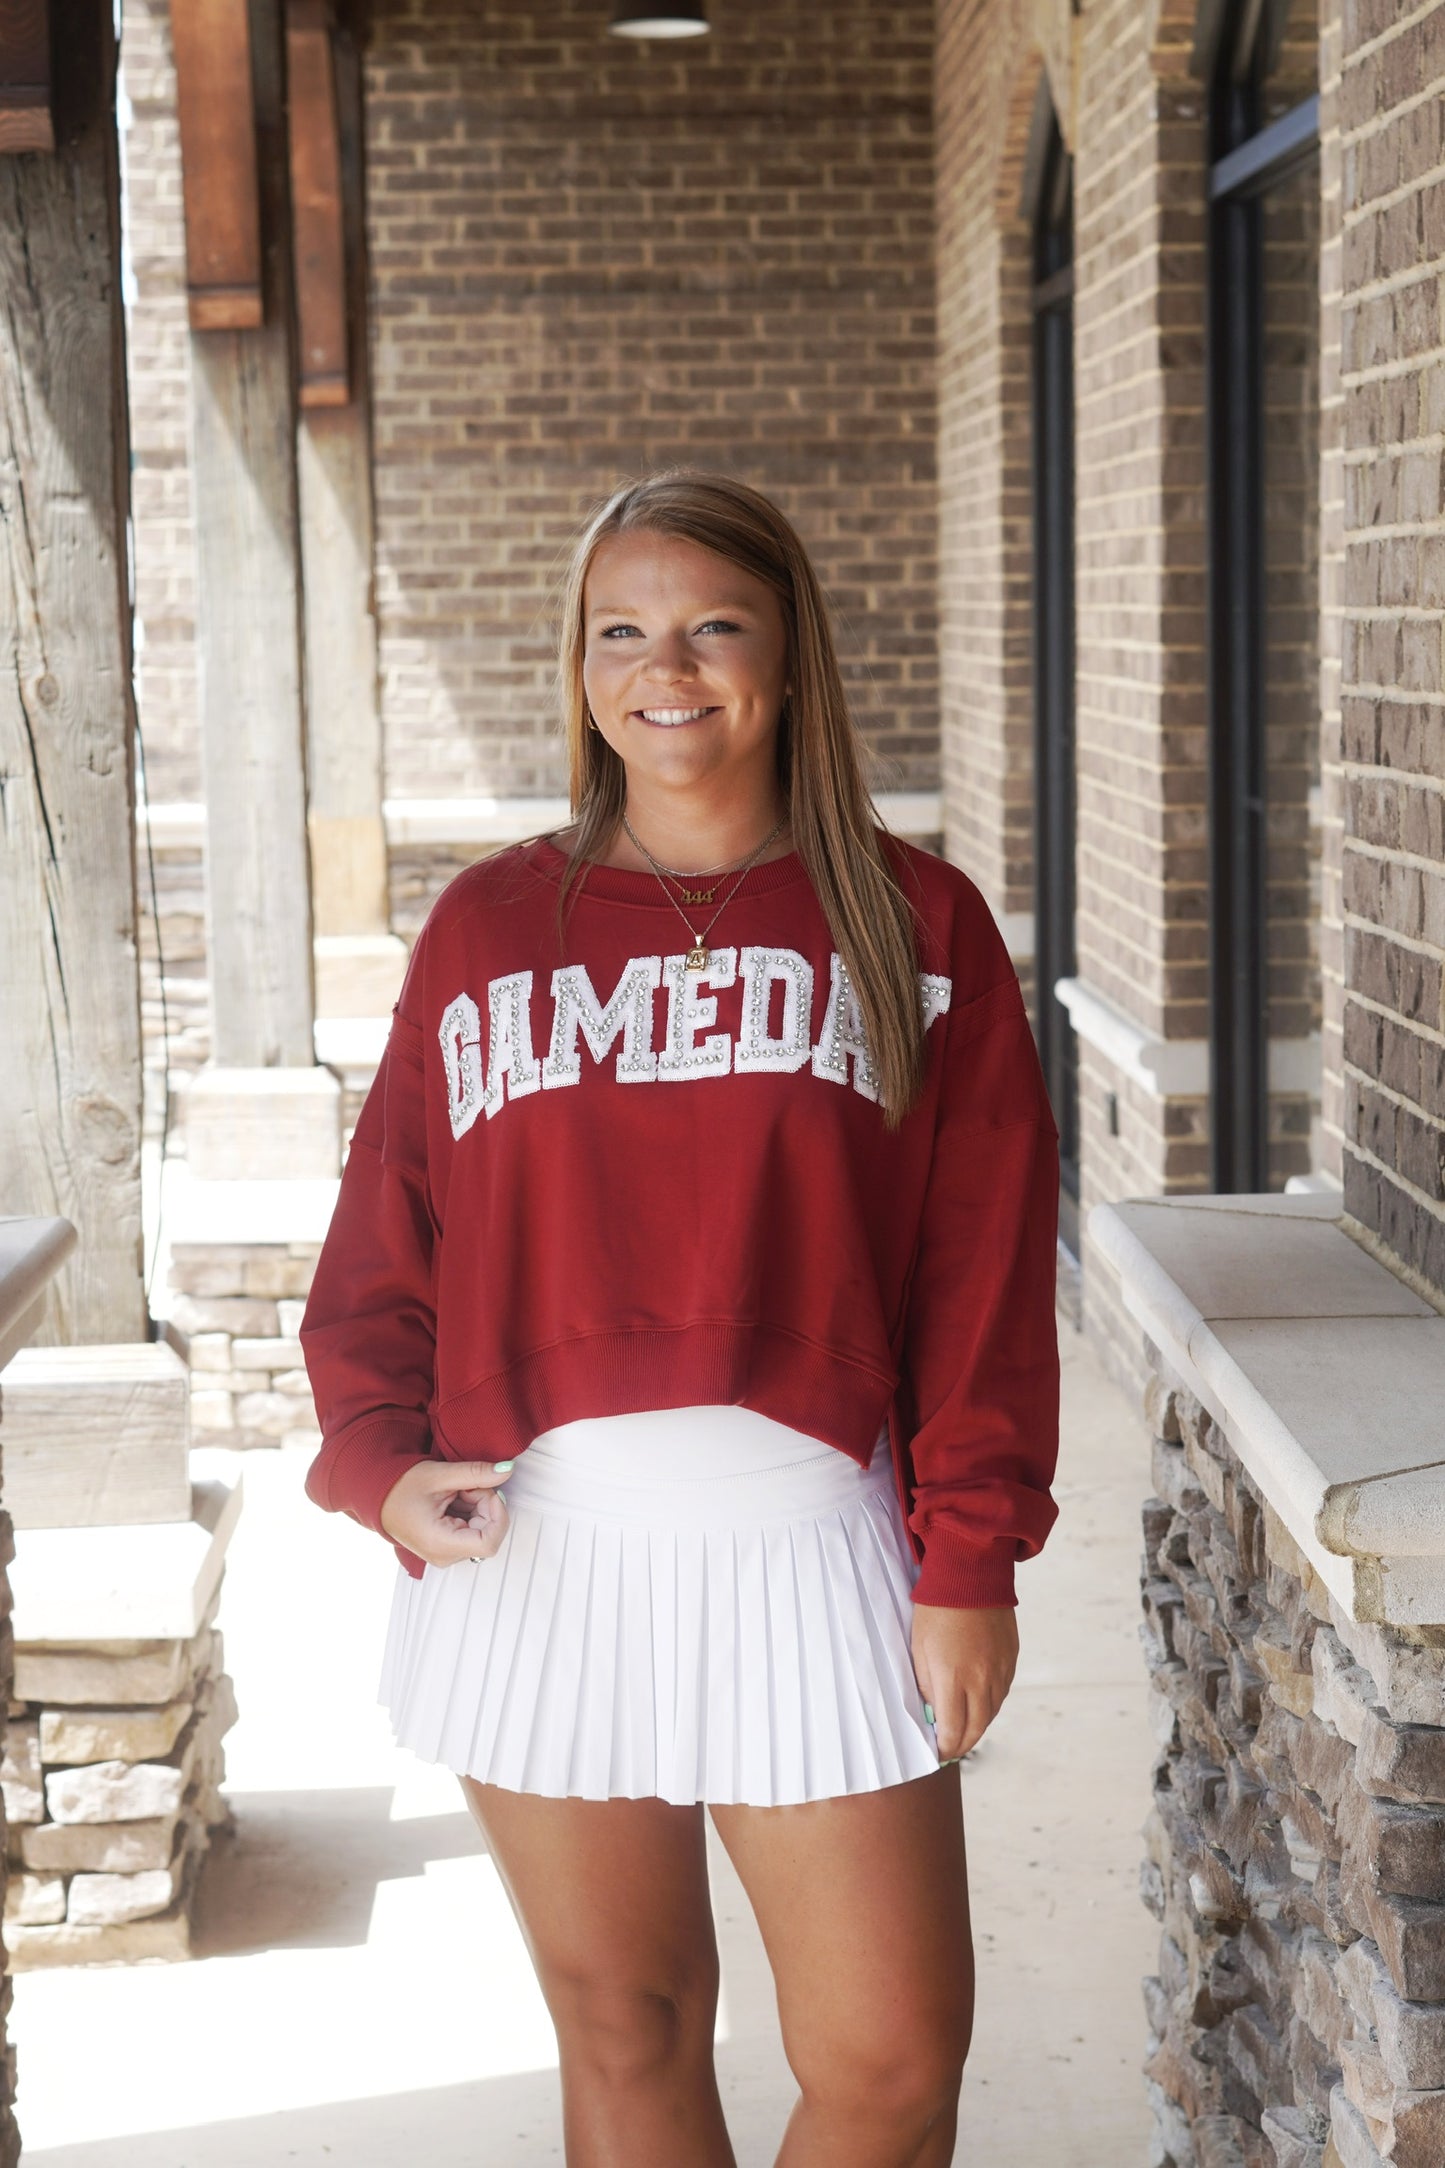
304,1415,432,1537
911,1530,1019,1610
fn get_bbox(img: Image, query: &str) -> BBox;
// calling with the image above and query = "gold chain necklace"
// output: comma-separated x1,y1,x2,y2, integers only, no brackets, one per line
621,809,789,971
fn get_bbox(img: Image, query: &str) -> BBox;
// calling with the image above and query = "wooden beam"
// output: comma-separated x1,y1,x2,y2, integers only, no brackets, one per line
0,0,147,1345
170,0,263,330
299,18,386,935
188,0,316,1069
287,0,349,407
0,0,53,153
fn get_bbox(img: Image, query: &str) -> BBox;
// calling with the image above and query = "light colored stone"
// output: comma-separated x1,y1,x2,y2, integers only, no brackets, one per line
0,1341,192,1529
277,1298,306,1336
185,1065,341,1180
170,1294,280,1338
190,1390,238,1431
1,1718,43,1823
11,1458,241,1639
236,1390,301,1435
1256,1633,1315,1718
5,1872,66,1925
67,1863,178,1926
271,1368,316,1398
46,1756,187,1825
186,1334,234,1373
17,1813,179,1874
1328,2080,1390,2168
1312,1628,1379,1747
13,1635,201,1708
231,1336,304,1370
39,1696,193,1766
8,1900,192,1969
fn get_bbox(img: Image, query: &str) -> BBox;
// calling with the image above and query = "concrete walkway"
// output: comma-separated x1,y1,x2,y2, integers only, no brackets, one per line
12,1323,1156,2166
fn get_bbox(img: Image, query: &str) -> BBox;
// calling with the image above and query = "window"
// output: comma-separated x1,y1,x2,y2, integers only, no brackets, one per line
1029,103,1080,1252
1206,0,1322,1190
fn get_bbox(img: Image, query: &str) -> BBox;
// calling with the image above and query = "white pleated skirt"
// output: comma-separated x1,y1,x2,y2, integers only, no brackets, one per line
376,1404,944,1807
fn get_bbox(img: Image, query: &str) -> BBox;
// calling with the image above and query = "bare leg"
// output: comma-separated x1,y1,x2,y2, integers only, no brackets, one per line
460,1778,736,2168
710,1765,973,2168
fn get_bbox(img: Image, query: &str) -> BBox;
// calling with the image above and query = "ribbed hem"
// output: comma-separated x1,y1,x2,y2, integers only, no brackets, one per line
911,1530,1019,1611
432,1322,897,1467
305,1414,433,1539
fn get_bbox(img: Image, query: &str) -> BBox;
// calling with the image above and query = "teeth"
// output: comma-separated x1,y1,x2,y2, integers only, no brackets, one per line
640,707,712,724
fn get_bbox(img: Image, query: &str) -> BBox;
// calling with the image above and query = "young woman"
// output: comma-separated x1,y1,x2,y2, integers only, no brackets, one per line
301,471,1061,2168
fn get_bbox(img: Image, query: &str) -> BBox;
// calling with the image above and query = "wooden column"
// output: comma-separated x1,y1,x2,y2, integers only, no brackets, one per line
294,14,389,945
0,0,148,1346
184,0,318,1077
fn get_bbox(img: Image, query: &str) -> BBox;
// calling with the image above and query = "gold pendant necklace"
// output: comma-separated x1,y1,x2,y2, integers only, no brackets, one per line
621,809,789,970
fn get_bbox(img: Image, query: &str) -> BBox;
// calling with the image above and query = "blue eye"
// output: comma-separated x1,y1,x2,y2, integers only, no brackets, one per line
698,619,740,635
599,624,641,639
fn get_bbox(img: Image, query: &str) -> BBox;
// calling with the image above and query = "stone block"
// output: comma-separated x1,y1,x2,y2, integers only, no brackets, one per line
230,1337,303,1371
14,1624,211,1707
15,1814,179,1874
7,1897,192,1969
185,1066,341,1181
190,1390,238,1432
1326,2085,1388,2168
1329,1611,1445,1733
1313,1630,1379,1749
39,1697,193,1766
277,1298,306,1336
67,1863,178,1926
0,1343,192,1529
4,1874,65,1926
1352,1877,1445,2003
1356,1708,1445,1807
271,1368,315,1398
1261,2104,1325,2168
1256,1632,1316,1719
235,1391,300,1436
1338,1782,1445,1901
0,1722,43,1824
169,1294,280,1337
185,1335,234,1373
44,1755,187,1826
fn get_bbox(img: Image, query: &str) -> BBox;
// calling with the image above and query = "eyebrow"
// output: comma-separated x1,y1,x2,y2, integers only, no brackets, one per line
584,598,760,619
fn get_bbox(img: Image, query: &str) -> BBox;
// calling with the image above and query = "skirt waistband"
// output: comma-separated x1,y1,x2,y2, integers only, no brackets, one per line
506,1404,892,1528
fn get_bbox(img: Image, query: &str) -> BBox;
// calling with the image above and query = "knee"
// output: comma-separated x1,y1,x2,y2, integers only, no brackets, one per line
549,1968,717,2088
788,2010,971,2133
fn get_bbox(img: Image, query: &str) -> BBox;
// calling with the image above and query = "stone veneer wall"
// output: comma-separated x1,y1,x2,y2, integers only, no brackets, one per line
167,1245,324,1453
1140,1364,1445,2168
1,1586,236,1968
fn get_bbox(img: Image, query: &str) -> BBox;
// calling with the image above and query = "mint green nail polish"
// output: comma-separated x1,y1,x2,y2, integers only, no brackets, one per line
494,1460,514,1474
923,1702,935,1725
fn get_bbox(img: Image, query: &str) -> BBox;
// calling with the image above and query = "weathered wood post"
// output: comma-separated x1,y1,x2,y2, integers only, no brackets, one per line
0,0,148,1346
172,0,341,1177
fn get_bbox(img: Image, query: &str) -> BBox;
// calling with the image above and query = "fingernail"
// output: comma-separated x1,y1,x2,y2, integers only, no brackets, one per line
494,1460,514,1474
923,1702,935,1725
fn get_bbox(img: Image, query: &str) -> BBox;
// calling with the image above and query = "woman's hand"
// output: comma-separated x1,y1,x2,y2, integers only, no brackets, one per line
379,1458,515,1567
911,1601,1019,1762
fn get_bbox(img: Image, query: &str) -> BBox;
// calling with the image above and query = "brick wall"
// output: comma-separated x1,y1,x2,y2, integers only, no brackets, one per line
362,0,939,801
933,0,1038,934
1337,0,1445,1302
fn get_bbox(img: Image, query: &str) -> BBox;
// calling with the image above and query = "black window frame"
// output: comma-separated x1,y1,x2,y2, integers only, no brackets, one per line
1205,1,1320,1191
1026,97,1080,1255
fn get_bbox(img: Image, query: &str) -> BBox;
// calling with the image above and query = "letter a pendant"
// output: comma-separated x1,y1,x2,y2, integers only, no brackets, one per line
686,943,709,971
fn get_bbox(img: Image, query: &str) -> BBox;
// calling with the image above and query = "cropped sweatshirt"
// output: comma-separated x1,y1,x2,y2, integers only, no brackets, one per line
300,830,1062,1609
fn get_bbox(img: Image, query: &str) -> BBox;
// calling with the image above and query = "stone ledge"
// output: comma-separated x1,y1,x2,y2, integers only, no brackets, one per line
8,1452,244,1642
1091,1193,1445,1627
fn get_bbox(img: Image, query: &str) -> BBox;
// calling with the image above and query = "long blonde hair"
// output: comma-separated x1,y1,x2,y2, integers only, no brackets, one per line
547,471,929,1131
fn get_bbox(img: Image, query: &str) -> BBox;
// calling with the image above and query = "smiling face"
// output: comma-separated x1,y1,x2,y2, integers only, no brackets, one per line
580,529,791,802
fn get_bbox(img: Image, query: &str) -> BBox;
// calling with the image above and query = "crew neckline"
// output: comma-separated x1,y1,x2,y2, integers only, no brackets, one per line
525,831,811,905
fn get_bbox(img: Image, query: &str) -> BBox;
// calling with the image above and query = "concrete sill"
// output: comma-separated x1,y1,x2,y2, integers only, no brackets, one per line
1090,1192,1445,1627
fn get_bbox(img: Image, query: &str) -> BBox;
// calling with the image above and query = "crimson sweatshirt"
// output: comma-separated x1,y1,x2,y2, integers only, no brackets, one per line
300,830,1061,1609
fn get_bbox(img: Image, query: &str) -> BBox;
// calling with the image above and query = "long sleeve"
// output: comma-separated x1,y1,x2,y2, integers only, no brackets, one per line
898,971,1062,1609
300,1007,438,1544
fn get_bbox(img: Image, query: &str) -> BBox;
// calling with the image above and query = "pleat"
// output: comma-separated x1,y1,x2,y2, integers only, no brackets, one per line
376,1420,943,1806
